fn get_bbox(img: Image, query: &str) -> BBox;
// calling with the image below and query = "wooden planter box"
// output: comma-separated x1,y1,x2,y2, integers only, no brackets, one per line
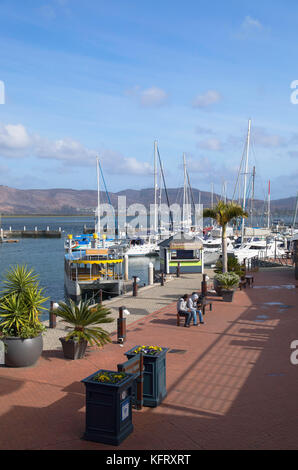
81,369,136,446
125,346,168,408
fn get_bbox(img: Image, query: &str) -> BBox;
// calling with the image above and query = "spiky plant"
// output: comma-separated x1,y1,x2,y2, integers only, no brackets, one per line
0,265,49,337
203,201,248,273
56,299,114,347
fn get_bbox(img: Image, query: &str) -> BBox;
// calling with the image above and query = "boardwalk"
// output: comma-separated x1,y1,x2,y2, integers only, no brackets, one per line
0,268,297,450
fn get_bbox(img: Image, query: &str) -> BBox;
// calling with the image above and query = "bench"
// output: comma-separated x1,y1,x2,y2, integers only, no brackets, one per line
117,353,144,410
239,279,247,291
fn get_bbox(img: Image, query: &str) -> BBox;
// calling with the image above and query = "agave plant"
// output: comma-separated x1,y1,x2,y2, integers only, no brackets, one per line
56,299,114,347
0,265,49,337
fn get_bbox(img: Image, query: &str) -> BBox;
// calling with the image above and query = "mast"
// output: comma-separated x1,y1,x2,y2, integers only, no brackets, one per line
293,192,298,231
154,141,158,234
250,166,256,227
211,183,214,209
96,157,100,237
241,119,251,241
267,180,271,229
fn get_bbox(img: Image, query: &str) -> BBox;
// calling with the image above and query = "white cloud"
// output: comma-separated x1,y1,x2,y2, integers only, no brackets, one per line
0,122,152,176
253,127,285,148
197,138,222,151
242,16,263,32
192,90,221,109
126,86,169,108
0,124,31,150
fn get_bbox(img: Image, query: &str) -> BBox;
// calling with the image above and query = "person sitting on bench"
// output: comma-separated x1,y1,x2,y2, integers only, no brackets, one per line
177,294,193,328
187,293,205,326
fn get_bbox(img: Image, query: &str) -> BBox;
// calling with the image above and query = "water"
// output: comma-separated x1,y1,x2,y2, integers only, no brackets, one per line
0,216,159,319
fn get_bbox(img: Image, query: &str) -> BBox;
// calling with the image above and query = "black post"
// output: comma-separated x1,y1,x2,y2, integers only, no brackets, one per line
99,289,103,305
161,272,165,286
117,306,127,343
201,274,207,298
176,262,181,278
133,277,138,297
49,301,57,329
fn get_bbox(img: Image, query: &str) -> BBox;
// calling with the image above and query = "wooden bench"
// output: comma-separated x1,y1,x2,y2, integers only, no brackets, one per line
177,312,187,327
117,353,144,410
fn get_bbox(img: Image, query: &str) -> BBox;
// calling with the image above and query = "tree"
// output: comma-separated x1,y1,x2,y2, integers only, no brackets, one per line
203,201,248,273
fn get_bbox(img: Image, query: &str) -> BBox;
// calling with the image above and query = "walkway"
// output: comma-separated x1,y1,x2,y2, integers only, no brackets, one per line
0,268,297,450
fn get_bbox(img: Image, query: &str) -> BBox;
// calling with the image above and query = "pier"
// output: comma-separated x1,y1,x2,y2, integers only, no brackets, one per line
1,227,62,238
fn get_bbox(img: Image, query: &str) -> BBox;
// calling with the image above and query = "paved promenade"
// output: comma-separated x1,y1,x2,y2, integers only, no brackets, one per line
42,270,214,350
0,268,297,450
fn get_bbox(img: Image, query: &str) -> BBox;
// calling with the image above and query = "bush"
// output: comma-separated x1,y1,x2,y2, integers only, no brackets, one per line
214,272,240,291
214,257,245,277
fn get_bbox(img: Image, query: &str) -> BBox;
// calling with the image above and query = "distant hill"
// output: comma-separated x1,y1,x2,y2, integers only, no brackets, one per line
0,185,296,216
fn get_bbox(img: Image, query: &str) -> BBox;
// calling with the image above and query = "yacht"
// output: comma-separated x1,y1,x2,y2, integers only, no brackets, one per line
203,237,235,266
230,237,286,264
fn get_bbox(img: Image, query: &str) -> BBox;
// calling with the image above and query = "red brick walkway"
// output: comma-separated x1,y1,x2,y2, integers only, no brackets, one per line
0,269,297,450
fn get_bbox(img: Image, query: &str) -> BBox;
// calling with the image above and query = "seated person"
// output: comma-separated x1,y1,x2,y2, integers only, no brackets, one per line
187,293,205,325
177,294,193,328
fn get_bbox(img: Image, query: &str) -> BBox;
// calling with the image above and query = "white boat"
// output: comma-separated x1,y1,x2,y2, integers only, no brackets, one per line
230,237,286,264
203,237,235,266
123,238,158,257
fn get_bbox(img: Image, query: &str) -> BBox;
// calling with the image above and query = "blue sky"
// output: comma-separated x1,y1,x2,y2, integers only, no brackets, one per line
0,0,297,200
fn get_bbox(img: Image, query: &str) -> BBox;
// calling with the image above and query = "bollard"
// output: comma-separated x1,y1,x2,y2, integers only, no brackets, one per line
124,255,129,281
148,262,154,286
133,276,138,297
98,289,103,305
161,272,165,286
117,306,127,343
201,274,207,298
49,301,58,329
176,262,181,278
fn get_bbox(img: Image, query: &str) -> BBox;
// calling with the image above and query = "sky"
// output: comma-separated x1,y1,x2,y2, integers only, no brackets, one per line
0,0,297,201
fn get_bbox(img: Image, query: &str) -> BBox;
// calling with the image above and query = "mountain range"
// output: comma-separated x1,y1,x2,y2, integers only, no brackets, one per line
0,185,296,217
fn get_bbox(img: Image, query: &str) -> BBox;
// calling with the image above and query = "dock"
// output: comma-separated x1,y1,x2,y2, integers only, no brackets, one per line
2,228,62,238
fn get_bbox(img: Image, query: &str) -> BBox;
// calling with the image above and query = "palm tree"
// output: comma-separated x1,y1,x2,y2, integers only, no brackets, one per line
203,201,248,273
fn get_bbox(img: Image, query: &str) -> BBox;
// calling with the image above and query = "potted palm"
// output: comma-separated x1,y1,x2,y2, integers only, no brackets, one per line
214,272,240,302
56,299,113,360
0,265,48,367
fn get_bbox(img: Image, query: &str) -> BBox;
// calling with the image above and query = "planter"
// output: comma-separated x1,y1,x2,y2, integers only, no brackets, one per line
213,277,222,296
221,289,235,303
81,369,136,446
59,337,88,360
125,346,168,407
3,334,43,367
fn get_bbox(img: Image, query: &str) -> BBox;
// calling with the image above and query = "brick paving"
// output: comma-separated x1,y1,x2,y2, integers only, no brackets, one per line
0,267,298,450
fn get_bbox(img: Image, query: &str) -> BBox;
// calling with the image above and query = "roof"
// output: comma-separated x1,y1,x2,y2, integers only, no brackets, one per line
159,232,203,250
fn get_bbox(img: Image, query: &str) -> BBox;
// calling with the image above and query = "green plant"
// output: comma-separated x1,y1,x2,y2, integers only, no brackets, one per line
203,201,248,273
0,265,49,337
214,257,245,277
56,299,113,347
214,272,240,290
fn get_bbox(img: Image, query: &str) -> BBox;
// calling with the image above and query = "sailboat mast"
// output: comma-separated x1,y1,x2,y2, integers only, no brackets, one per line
241,119,251,241
154,141,158,234
267,180,271,229
250,166,256,227
183,153,187,229
96,157,100,237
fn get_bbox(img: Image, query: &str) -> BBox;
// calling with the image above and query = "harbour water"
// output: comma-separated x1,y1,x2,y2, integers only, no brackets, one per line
0,216,159,319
